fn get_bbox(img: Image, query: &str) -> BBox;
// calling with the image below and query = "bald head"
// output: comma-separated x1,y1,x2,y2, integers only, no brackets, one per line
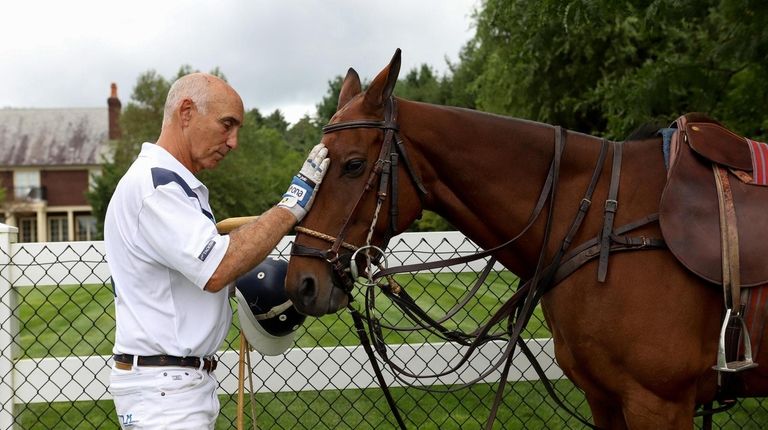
156,72,244,173
162,73,240,129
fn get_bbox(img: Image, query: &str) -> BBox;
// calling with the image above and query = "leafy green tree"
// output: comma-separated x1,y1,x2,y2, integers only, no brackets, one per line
285,115,321,152
396,65,443,103
457,0,768,139
262,110,289,134
443,44,480,110
315,75,346,125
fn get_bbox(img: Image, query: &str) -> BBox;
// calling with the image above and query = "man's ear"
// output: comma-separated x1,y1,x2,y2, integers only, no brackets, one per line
179,98,195,126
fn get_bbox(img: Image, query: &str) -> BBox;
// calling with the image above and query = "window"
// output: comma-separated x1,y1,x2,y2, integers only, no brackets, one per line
19,217,37,242
14,170,41,199
48,216,68,242
75,215,97,241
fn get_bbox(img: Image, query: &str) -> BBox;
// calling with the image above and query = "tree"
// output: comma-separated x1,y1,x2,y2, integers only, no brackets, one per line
262,109,289,134
456,0,768,139
315,75,346,125
285,115,322,152
396,65,443,103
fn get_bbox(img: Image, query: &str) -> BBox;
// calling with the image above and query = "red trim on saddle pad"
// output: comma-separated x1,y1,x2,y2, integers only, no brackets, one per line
747,139,768,185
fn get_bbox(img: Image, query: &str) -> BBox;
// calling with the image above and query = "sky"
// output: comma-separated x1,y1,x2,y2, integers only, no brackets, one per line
1,0,478,124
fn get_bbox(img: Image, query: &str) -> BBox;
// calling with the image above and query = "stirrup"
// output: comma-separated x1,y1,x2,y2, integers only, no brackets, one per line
712,308,759,373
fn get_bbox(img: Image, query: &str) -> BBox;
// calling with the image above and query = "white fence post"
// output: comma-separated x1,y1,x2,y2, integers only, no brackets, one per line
0,223,18,429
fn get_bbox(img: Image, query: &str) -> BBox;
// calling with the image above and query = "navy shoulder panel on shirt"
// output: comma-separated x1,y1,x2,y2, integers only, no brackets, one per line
150,167,214,223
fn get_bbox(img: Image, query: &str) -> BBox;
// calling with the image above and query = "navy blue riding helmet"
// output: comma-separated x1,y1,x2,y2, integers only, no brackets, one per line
235,258,306,356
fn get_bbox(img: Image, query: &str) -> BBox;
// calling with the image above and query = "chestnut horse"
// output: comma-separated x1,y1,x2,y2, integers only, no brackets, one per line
285,50,768,428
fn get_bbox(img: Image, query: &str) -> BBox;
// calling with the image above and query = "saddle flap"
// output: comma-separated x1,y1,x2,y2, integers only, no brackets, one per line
686,122,753,171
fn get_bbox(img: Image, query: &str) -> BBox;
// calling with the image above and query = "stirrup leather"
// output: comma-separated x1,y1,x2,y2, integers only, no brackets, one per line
712,308,758,373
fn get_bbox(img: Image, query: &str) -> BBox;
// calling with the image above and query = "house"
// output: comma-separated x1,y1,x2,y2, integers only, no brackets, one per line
0,84,121,242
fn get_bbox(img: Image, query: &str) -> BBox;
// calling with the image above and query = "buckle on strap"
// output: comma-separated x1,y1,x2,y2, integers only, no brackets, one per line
604,199,618,213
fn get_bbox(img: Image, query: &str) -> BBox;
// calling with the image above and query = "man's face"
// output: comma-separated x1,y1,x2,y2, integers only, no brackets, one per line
186,87,244,173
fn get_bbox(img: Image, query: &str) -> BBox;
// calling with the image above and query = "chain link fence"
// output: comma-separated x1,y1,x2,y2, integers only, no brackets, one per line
0,225,766,429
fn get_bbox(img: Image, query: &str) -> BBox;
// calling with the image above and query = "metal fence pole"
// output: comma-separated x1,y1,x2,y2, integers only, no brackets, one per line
0,223,18,430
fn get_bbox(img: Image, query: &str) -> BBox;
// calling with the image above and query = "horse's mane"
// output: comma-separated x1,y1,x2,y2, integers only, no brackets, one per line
625,122,664,141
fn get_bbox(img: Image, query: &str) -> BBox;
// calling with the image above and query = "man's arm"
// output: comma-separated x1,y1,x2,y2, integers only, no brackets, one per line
204,143,330,292
204,206,295,292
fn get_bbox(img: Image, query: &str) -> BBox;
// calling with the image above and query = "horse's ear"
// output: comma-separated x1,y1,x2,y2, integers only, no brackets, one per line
364,48,401,108
337,68,361,110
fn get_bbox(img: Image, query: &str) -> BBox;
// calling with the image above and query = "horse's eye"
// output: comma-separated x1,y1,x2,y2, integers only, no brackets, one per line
343,159,366,177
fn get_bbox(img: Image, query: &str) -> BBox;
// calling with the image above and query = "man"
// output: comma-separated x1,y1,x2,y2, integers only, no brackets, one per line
104,73,328,429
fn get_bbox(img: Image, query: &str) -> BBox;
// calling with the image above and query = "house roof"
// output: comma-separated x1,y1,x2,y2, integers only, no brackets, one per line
0,108,109,167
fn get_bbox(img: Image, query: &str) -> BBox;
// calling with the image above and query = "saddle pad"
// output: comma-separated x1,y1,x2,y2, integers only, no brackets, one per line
747,139,768,185
659,125,768,287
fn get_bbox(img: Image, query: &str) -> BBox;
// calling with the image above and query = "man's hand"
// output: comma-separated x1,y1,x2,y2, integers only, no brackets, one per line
278,143,330,222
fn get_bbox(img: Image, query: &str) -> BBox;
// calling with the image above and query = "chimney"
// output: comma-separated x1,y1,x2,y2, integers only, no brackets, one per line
107,83,122,140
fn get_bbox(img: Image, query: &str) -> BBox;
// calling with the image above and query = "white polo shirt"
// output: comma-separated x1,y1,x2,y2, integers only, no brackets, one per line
105,143,232,358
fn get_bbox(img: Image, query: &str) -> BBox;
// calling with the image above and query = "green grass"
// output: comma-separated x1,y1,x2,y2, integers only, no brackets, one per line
17,384,768,429
13,277,768,429
14,380,593,430
17,271,546,358
15,285,116,358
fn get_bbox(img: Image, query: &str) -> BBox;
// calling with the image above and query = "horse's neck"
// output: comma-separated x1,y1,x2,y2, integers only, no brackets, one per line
400,101,565,274
399,101,668,279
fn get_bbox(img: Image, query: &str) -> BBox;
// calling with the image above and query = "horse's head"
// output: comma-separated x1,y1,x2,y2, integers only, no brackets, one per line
286,49,428,316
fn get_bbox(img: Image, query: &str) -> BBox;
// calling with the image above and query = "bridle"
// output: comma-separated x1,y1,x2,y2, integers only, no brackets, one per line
290,96,428,294
289,97,429,430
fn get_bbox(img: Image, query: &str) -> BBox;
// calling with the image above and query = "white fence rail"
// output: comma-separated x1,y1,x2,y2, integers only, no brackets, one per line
0,224,559,429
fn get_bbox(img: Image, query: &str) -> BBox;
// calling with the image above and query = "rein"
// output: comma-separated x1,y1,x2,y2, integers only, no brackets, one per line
292,98,665,429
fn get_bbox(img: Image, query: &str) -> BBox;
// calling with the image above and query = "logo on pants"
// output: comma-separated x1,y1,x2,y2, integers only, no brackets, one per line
118,413,139,427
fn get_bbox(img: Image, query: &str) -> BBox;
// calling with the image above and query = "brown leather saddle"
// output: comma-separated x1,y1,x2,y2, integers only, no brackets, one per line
660,113,767,375
659,113,768,293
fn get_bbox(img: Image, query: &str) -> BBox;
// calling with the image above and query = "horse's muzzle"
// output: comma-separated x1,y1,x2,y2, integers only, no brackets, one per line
291,271,350,316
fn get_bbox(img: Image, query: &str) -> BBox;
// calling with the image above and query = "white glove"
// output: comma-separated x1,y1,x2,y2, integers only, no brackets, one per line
278,143,330,222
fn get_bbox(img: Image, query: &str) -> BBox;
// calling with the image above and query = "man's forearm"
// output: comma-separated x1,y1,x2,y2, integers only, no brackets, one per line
205,206,296,292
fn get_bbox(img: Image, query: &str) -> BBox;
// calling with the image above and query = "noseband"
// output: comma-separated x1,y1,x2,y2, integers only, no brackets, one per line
290,97,428,294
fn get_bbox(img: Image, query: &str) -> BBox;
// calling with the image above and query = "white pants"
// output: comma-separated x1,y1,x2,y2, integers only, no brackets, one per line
109,364,220,429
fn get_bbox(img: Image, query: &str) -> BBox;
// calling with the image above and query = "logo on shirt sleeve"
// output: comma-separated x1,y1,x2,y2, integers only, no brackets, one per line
198,240,217,261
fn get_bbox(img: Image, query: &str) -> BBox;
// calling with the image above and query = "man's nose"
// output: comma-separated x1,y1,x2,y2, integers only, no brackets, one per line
226,132,239,150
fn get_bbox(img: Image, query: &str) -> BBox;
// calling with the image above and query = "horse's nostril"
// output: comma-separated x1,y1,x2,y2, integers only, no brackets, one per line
299,276,317,304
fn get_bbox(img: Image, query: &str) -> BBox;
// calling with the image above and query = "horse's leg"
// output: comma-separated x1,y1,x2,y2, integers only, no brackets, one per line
621,387,697,430
559,355,699,430
587,398,628,430
545,309,629,429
